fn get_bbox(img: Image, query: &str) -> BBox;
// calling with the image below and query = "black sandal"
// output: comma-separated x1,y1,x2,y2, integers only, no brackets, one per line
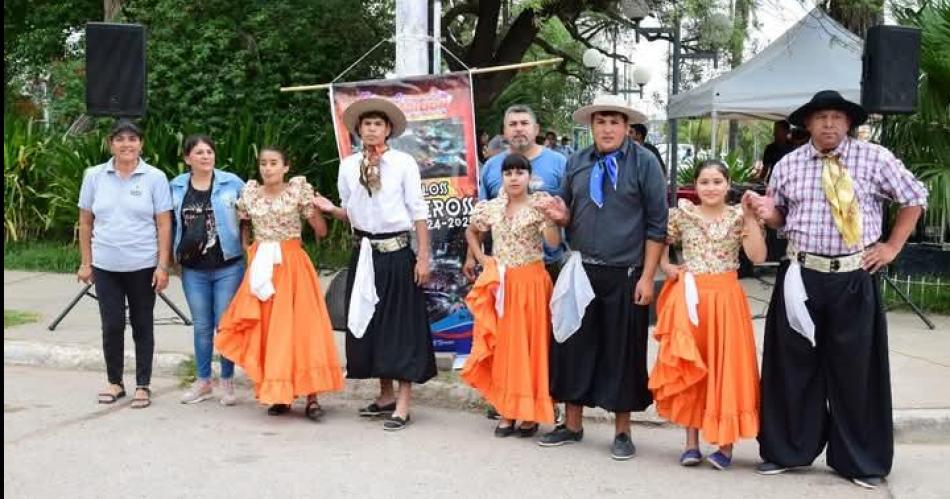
130,386,151,409
97,384,126,404
305,398,324,421
267,403,290,416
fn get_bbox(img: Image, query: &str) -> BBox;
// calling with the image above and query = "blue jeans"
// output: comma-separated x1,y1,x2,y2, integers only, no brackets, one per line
181,260,245,380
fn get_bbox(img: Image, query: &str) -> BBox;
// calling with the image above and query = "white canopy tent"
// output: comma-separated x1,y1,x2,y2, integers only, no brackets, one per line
667,8,864,154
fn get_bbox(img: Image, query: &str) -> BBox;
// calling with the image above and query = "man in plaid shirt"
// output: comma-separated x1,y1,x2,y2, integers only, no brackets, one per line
746,90,927,490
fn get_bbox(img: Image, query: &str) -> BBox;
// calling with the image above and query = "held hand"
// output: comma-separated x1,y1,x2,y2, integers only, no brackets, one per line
660,263,682,281
633,276,655,306
862,242,899,274
313,195,337,214
415,256,431,286
531,192,567,223
746,191,777,221
740,191,758,219
152,268,169,292
77,265,94,285
462,255,478,283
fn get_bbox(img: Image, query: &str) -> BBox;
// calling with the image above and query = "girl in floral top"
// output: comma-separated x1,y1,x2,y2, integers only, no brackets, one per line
461,153,561,437
649,160,766,470
215,147,344,420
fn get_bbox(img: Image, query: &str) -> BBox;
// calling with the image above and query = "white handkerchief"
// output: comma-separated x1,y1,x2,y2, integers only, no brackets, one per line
348,238,379,338
550,252,595,343
249,241,282,301
783,261,816,347
494,263,507,318
684,272,700,327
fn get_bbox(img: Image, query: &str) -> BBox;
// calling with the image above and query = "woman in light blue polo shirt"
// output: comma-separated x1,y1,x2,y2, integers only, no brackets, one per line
170,135,246,406
77,119,173,409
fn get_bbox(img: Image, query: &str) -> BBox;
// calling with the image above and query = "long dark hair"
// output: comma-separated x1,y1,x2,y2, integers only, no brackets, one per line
694,159,730,183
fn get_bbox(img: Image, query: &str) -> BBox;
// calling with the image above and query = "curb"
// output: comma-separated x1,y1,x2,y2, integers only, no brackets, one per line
6,339,949,440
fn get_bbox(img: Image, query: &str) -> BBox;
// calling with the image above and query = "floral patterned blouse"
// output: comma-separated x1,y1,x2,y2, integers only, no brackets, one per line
236,176,316,242
470,192,555,267
667,199,758,274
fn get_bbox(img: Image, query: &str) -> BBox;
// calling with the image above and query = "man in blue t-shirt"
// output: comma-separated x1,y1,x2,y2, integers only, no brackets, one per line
464,104,568,282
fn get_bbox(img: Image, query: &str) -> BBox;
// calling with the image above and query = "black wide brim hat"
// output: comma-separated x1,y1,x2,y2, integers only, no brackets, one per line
788,90,868,128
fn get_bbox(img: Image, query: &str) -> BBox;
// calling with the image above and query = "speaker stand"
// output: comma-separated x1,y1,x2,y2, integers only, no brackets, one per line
877,115,935,331
47,283,192,331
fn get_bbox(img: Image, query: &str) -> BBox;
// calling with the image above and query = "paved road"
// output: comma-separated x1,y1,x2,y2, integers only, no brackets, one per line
8,366,948,499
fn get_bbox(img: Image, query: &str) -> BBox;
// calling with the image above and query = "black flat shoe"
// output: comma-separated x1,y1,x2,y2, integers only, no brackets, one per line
359,401,397,417
267,403,290,416
494,424,516,438
383,414,411,431
518,423,539,438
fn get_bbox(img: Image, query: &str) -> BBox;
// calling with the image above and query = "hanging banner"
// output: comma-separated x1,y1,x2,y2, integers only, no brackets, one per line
331,72,478,358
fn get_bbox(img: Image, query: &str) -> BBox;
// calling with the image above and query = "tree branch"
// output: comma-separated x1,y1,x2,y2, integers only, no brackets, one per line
468,0,502,65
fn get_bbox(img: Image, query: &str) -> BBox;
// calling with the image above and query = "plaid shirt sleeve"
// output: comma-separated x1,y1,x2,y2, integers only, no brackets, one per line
873,147,928,208
767,156,790,217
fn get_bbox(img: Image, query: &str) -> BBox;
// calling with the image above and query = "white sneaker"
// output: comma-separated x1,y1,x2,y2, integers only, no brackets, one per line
180,380,213,404
219,379,237,406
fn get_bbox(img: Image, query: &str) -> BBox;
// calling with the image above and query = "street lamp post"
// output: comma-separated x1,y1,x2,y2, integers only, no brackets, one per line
634,15,718,205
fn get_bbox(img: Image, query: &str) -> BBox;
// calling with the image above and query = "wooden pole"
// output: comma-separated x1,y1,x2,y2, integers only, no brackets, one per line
279,57,564,93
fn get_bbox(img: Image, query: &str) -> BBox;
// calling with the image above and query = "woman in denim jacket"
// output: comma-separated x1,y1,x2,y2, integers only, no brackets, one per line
170,135,246,406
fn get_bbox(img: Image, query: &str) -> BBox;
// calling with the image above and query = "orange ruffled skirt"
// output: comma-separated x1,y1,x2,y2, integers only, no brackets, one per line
461,259,555,424
648,271,759,445
215,239,344,405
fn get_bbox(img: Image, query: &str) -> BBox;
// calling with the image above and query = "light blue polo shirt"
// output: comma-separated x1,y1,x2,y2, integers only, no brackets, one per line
478,147,568,264
78,158,173,272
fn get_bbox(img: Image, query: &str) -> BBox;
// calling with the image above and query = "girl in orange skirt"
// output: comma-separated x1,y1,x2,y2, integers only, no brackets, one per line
649,160,766,469
215,147,344,420
462,153,561,437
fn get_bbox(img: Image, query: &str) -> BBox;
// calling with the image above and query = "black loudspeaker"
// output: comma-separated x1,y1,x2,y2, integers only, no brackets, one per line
85,23,147,117
861,25,920,114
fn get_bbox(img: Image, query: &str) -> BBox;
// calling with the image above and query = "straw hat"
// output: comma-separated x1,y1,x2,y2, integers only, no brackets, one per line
342,97,408,137
572,94,647,125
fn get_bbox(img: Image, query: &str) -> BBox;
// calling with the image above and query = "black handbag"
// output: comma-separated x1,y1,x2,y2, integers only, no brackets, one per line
177,180,213,265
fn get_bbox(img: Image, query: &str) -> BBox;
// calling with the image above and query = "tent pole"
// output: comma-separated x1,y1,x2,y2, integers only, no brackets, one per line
710,111,718,158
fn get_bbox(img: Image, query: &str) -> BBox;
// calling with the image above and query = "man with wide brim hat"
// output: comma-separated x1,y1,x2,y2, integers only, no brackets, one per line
341,97,408,138
745,90,928,489
315,96,436,432
533,94,668,460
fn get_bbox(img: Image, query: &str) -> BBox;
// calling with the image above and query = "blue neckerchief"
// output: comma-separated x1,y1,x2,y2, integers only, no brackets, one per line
589,149,623,208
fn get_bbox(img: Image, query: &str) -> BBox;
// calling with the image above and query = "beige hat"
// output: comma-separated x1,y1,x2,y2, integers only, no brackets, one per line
341,97,408,138
572,94,647,126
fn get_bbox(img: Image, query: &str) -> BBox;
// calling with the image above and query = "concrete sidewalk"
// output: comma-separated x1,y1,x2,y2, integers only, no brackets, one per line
5,269,949,440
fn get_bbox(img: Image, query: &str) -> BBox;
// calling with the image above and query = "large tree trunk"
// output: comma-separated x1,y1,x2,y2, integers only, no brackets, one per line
104,0,123,21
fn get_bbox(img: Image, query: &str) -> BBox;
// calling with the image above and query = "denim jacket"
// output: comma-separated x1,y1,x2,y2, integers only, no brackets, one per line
170,169,245,263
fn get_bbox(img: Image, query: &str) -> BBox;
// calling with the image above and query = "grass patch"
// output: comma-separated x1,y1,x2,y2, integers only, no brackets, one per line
4,309,39,329
4,240,79,273
3,239,350,274
176,356,197,388
882,274,950,314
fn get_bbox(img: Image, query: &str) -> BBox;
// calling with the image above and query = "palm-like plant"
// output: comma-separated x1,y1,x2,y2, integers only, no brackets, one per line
885,1,950,244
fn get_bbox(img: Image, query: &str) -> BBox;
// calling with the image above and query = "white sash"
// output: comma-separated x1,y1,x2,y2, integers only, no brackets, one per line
249,241,282,301
348,238,379,338
550,252,596,343
783,260,816,347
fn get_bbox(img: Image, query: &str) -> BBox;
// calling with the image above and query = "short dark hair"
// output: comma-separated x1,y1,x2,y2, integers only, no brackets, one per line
545,131,557,139
561,137,570,144
259,145,288,164
631,123,648,138
694,159,730,182
591,110,629,123
183,134,216,156
108,119,143,140
774,120,790,131
501,153,532,175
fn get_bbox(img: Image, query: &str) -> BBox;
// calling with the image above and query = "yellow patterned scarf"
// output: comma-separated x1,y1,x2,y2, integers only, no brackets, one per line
820,153,862,248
